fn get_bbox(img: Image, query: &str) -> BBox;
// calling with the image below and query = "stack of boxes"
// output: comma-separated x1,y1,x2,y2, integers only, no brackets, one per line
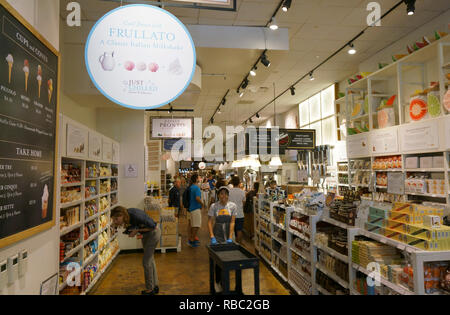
144,197,179,248
161,208,178,248
366,202,450,251
351,240,411,289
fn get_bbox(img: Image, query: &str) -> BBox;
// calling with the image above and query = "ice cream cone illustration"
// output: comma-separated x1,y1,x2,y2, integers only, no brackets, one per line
23,60,29,92
5,54,13,83
41,184,49,219
47,79,53,103
37,65,42,98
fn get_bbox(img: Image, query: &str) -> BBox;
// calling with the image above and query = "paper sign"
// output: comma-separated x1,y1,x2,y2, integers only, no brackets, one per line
387,172,404,195
125,164,138,178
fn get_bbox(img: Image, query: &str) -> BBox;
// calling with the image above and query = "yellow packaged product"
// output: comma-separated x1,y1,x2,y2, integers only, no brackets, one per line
400,234,441,251
383,227,403,242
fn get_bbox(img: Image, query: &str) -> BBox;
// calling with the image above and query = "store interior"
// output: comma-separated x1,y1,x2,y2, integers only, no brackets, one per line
0,0,450,295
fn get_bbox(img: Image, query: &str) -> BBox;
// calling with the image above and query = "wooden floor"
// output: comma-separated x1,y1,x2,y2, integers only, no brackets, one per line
91,209,290,295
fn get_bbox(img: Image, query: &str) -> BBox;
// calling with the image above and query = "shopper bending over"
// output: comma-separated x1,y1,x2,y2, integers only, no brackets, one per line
188,173,203,247
111,206,161,295
228,176,246,244
208,186,236,293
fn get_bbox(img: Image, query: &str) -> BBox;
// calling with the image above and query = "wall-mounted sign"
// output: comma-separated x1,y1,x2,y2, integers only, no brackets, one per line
89,132,102,160
370,127,399,154
125,164,138,178
102,138,113,161
347,133,369,158
112,142,120,163
246,128,315,155
151,117,192,139
0,1,59,248
67,124,88,158
163,138,185,151
174,0,232,5
399,119,439,152
85,4,196,110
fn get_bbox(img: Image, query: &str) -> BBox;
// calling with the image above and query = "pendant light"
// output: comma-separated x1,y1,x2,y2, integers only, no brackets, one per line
269,17,278,30
348,43,356,55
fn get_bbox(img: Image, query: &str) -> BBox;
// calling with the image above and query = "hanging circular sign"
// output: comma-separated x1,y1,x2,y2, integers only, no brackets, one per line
198,162,206,170
85,4,196,110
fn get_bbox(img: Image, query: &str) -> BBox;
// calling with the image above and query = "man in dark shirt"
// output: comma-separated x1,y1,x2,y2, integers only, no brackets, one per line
169,178,181,217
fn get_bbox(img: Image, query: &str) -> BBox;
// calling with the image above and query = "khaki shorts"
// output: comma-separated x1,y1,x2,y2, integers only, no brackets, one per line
188,209,202,228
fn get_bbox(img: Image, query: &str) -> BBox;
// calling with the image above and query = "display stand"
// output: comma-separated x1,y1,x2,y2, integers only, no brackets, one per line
254,193,450,295
58,115,120,295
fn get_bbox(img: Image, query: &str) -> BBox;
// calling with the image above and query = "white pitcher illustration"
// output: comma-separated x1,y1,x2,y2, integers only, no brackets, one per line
99,52,115,71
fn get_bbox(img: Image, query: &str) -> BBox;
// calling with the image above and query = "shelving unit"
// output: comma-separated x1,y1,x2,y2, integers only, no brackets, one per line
254,194,450,295
58,157,120,295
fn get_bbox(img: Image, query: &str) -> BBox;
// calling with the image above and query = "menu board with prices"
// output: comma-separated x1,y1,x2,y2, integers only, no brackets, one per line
246,128,316,155
0,1,59,247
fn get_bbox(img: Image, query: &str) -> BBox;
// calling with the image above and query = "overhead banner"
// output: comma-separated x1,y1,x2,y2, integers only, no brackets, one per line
151,117,193,139
85,4,196,110
246,128,316,155
0,1,59,248
174,0,232,5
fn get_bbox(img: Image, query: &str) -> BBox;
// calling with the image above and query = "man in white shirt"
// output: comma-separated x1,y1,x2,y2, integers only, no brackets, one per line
228,175,246,243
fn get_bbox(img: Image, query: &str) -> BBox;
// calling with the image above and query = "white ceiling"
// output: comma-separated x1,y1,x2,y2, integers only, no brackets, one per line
60,0,450,128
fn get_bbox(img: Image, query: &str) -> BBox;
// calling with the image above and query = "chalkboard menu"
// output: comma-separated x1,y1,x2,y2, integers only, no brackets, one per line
0,2,59,248
246,128,316,155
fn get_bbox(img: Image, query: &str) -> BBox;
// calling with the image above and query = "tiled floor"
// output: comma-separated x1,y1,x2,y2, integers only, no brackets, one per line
91,209,290,295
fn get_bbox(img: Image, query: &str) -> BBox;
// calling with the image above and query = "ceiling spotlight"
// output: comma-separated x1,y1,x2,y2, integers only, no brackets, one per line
256,113,260,119
210,118,214,124
404,0,415,15
240,91,245,98
290,86,296,96
250,67,257,77
221,98,226,106
309,72,315,81
282,0,291,12
348,43,357,55
218,107,222,114
168,105,173,114
242,78,249,89
261,54,271,67
249,118,253,124
269,17,278,30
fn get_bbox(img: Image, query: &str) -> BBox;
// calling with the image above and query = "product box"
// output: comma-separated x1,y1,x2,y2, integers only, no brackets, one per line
405,157,419,169
432,156,444,168
365,222,384,235
383,227,403,242
145,210,160,223
368,215,385,227
162,220,178,235
399,234,442,251
385,220,405,233
419,156,433,169
161,235,178,247
369,207,388,218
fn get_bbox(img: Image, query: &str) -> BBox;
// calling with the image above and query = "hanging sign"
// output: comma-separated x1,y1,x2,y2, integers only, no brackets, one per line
163,138,185,151
85,4,196,110
0,1,59,248
151,117,193,139
246,128,315,155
